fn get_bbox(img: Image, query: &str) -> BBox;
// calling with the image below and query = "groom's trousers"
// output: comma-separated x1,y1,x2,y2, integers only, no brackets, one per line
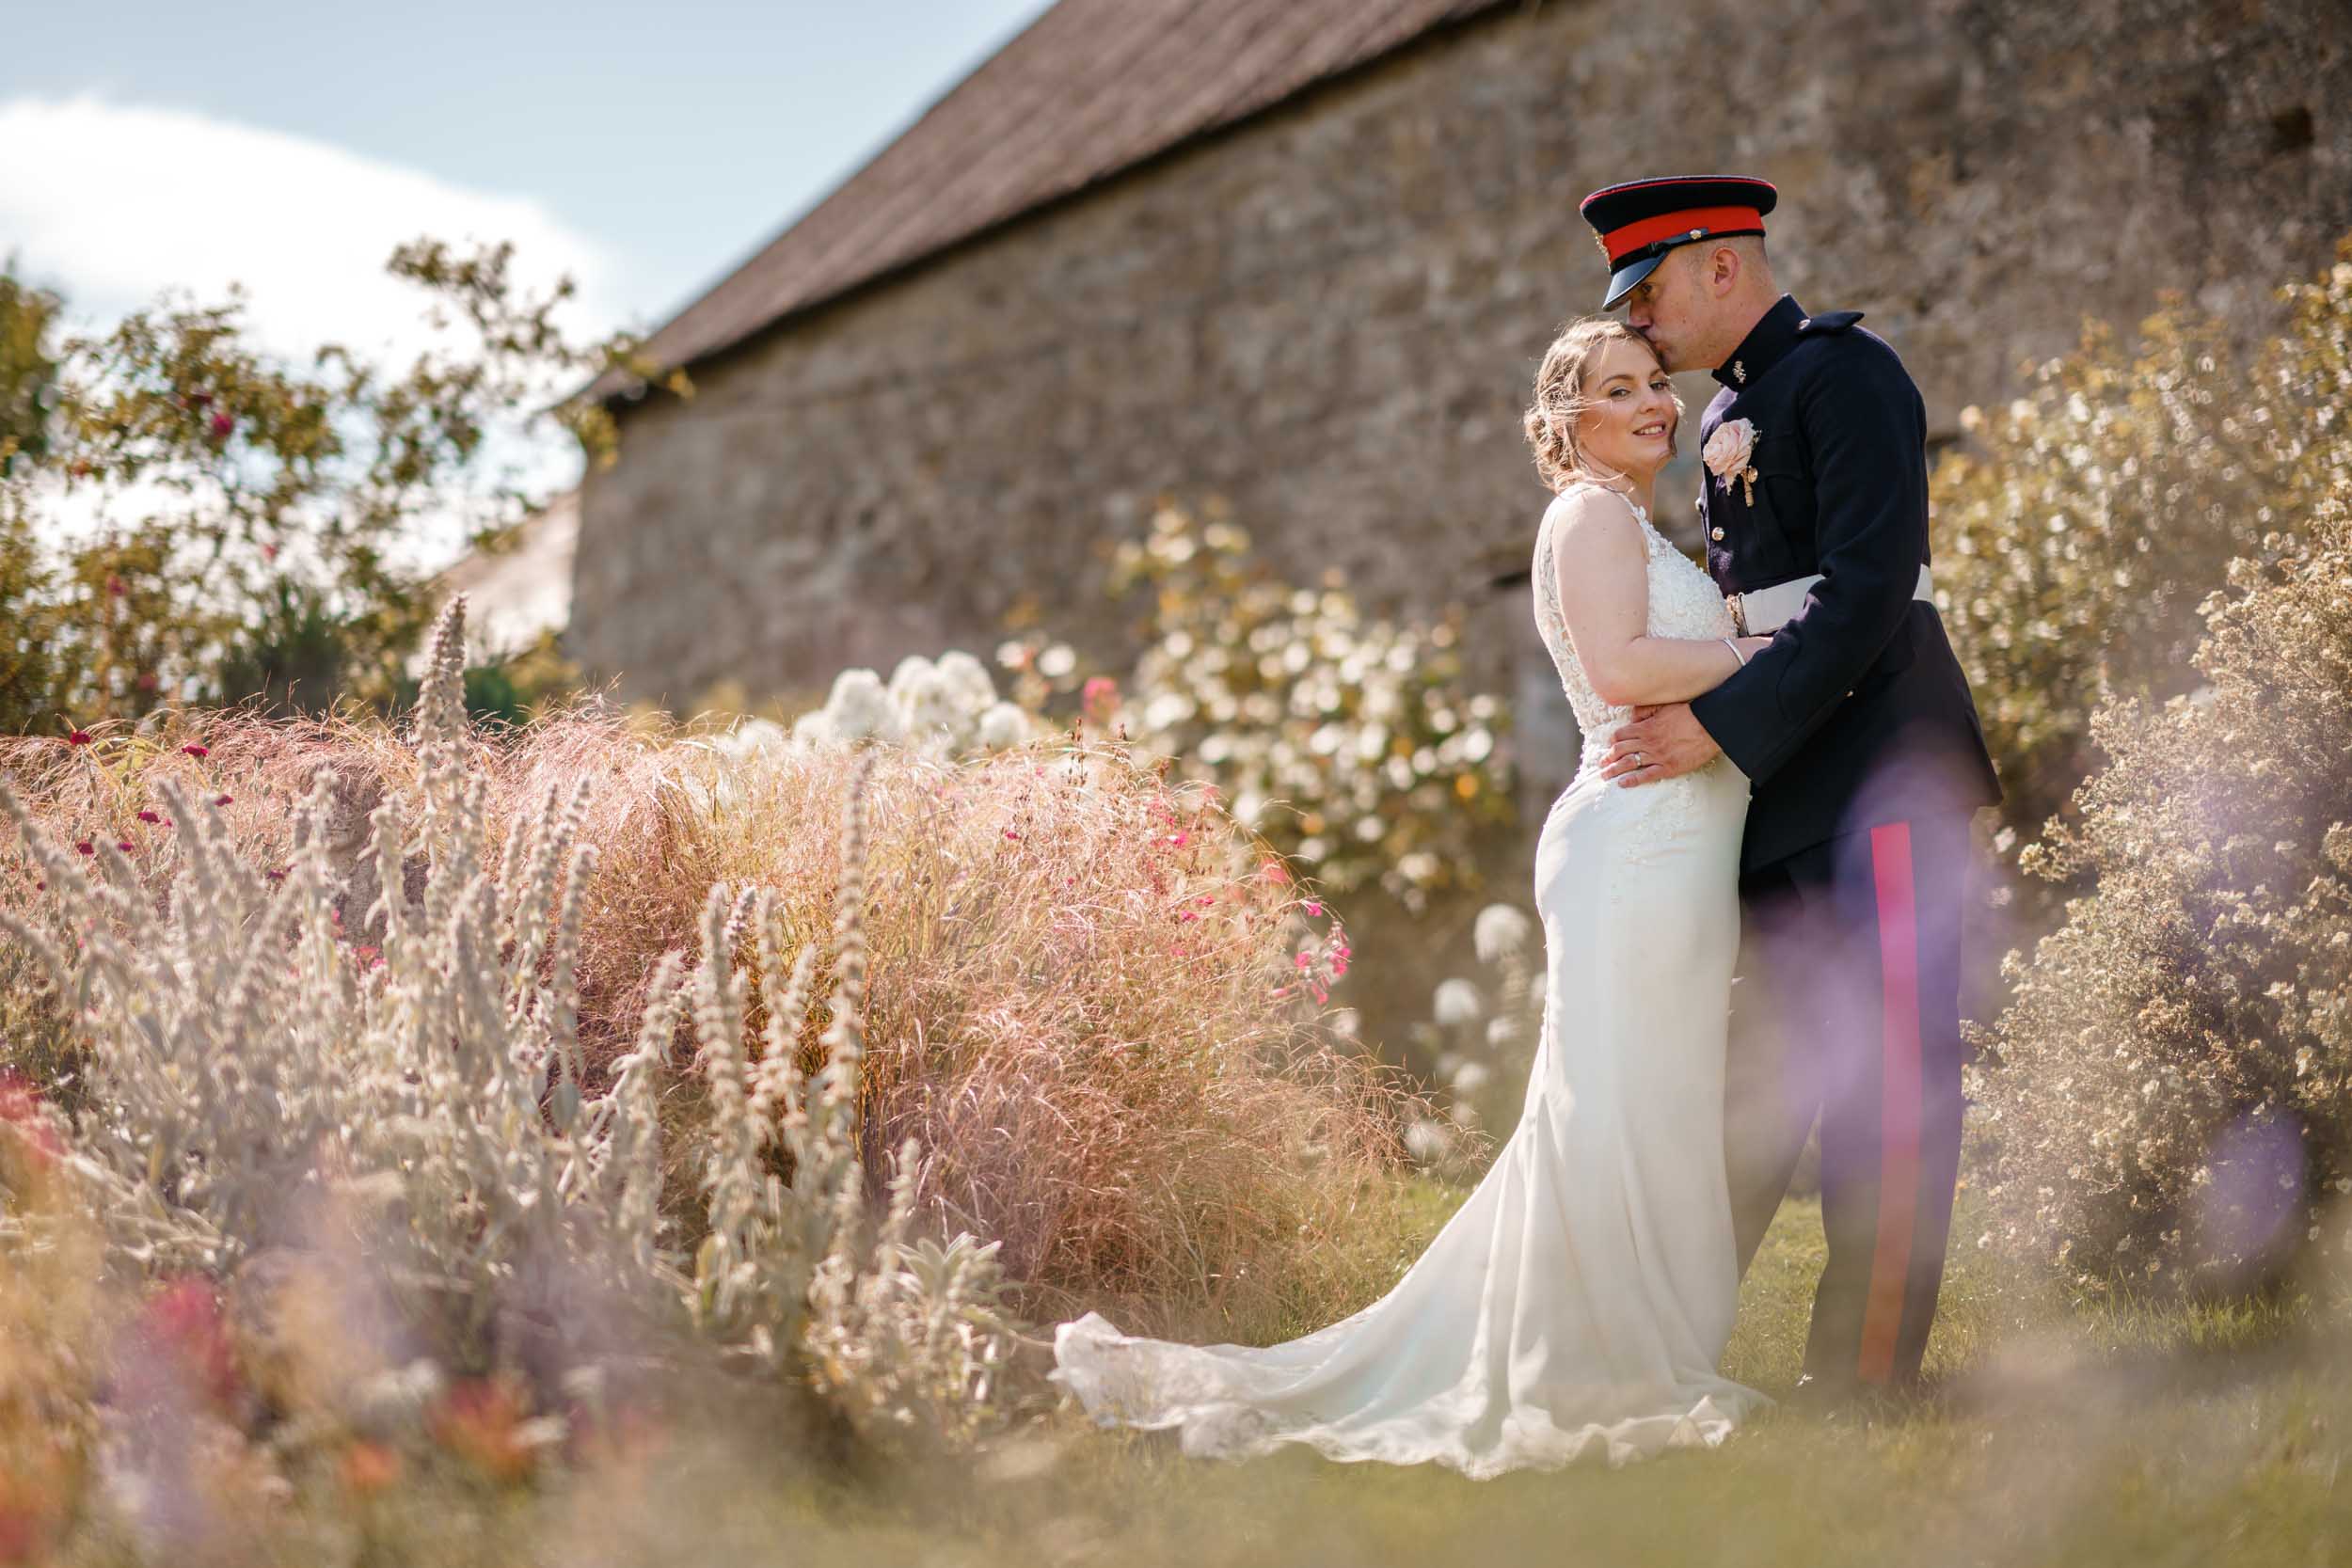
1724,811,1973,1391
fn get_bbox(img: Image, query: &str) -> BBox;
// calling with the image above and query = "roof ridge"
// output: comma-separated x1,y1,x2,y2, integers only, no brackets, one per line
592,0,1513,401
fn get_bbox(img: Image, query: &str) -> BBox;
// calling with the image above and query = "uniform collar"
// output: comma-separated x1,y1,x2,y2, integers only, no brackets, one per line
1711,293,1806,389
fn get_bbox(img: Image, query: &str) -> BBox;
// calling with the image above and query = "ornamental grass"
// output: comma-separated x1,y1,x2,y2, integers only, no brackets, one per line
1,616,1426,1349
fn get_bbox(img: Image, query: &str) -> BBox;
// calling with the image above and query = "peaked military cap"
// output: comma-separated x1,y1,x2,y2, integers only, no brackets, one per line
1578,175,1778,309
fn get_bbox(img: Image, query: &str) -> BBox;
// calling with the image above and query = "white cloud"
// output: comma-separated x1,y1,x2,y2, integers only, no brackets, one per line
0,93,631,360
0,95,637,575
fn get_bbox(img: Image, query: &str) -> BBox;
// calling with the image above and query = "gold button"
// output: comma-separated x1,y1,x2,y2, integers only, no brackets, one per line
1710,528,1725,541
1799,317,1812,329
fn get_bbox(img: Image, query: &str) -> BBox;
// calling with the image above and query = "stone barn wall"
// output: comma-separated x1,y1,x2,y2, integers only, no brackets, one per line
572,0,2352,832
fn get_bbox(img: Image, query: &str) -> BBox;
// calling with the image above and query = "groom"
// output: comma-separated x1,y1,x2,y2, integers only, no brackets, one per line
1578,176,2001,1397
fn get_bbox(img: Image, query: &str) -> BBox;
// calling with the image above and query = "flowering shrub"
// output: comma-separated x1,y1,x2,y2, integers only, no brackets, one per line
782,648,1038,756
1929,234,2352,864
1,607,1419,1355
0,598,1016,1451
1390,902,1539,1175
1964,489,2352,1293
995,502,1516,913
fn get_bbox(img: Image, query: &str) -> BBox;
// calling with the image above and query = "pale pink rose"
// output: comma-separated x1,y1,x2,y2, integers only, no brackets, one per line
1702,419,1757,479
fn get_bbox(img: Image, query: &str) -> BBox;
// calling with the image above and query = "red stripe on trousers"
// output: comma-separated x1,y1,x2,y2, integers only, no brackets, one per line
1859,821,1922,1384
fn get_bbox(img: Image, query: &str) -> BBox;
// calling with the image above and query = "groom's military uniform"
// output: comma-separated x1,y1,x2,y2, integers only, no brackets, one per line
1583,178,2002,1393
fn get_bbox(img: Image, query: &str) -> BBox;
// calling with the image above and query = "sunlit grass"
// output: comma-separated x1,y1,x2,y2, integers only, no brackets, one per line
74,1174,2344,1568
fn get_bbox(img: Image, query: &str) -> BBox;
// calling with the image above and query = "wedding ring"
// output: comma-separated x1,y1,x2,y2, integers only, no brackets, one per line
1633,751,1645,768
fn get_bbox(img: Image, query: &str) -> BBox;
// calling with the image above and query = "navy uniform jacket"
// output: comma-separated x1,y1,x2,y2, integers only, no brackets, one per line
1683,293,2002,873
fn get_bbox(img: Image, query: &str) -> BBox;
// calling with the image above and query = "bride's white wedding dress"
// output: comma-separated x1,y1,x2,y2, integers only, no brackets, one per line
1049,482,1767,1477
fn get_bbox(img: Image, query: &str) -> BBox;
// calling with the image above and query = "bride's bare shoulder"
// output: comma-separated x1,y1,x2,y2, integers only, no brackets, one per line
1541,483,1644,556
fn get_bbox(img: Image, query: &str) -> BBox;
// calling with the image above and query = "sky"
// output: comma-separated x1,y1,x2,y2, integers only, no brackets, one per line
0,0,1055,572
0,0,1056,359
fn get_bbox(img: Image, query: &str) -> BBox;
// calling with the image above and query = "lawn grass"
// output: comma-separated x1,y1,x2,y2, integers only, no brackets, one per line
51,1177,2352,1567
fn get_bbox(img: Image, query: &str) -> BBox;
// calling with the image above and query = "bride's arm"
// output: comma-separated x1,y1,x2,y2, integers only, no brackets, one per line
1550,489,1770,706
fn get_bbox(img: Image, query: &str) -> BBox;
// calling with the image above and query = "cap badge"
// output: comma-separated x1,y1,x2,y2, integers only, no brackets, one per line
1732,359,1746,384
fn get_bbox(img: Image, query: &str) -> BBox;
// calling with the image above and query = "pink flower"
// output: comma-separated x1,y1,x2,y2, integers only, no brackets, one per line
137,810,162,825
1702,418,1757,479
1178,911,1199,923
1295,952,1311,970
67,730,91,747
74,840,94,857
181,743,209,758
116,841,134,853
1167,831,1188,847
1304,900,1322,917
265,867,286,882
105,575,126,598
214,794,232,807
136,1278,240,1407
1703,419,1760,504
0,1071,63,1172
209,411,234,439
1003,827,1021,841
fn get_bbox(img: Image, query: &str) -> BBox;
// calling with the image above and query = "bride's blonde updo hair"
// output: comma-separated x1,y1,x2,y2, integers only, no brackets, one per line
1522,317,1682,495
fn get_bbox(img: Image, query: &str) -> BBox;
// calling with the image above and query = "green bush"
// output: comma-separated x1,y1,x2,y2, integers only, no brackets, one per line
1964,486,2352,1293
1930,235,2352,861
0,243,668,735
997,501,1517,916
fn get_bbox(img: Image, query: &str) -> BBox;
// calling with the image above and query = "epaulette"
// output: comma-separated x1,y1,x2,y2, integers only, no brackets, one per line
1796,310,1865,335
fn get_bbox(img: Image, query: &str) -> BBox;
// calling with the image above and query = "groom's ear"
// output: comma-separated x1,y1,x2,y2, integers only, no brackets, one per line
1708,244,1745,298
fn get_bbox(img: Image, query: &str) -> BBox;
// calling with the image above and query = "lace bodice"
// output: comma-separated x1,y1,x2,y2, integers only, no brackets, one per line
1531,483,1737,745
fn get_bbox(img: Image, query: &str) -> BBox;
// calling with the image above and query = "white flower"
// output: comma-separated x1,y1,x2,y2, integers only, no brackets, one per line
1403,1118,1455,1164
824,668,904,743
1450,1060,1493,1097
886,653,938,703
976,702,1032,750
1433,977,1485,1027
1473,903,1534,962
933,649,998,709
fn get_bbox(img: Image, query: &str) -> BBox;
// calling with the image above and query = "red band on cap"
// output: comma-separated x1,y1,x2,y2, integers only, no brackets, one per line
1603,206,1765,264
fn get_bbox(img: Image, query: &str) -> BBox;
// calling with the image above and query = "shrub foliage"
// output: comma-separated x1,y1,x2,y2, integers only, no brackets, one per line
1930,235,2352,850
1965,490,2352,1291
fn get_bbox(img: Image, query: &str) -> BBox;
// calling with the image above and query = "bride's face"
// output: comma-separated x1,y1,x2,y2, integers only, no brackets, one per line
1575,338,1677,480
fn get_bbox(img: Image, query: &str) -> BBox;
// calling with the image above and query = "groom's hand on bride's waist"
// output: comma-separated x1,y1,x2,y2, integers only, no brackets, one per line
1601,705,1723,788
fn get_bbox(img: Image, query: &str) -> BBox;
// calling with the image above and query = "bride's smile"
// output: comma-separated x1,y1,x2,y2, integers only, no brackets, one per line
1575,336,1680,486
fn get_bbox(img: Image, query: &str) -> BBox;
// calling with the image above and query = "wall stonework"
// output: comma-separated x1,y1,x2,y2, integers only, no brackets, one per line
574,0,2351,832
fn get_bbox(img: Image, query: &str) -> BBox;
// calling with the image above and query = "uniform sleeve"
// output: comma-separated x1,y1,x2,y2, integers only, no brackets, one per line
1687,343,1928,783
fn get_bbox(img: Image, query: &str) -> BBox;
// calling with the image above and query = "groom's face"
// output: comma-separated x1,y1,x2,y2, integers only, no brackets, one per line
1621,248,1708,372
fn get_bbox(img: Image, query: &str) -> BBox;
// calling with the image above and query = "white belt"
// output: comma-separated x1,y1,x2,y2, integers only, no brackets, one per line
1728,565,1934,636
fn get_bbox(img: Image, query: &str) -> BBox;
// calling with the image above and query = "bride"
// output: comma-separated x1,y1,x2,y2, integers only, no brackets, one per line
1049,319,1774,1477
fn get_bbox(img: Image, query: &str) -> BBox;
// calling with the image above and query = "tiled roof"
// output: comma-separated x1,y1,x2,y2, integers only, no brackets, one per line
596,0,1510,397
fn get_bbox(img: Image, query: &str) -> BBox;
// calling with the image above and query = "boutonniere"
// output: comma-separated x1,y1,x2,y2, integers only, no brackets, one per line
1703,419,1759,506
